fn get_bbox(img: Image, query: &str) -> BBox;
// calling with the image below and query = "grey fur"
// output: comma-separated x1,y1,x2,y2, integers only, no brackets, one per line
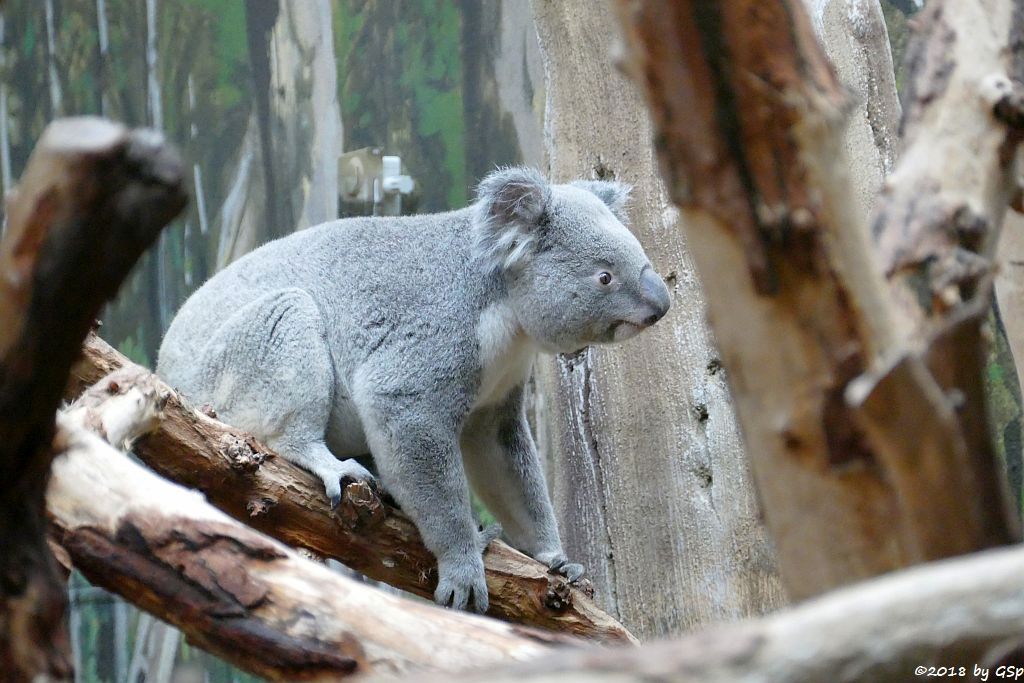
158,167,671,613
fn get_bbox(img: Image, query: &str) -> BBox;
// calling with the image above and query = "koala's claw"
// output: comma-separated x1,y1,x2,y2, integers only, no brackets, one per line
556,562,586,583
320,458,377,509
540,552,587,583
435,555,489,613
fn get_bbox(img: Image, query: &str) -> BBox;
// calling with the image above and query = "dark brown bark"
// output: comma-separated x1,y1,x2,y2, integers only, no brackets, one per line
0,117,185,681
67,334,636,645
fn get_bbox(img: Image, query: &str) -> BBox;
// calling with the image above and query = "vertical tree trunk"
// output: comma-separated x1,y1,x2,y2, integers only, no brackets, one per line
43,0,62,119
459,0,545,193
0,12,12,218
530,0,785,639
145,0,173,334
94,0,109,117
611,0,1020,601
804,0,900,217
218,0,343,267
494,0,545,169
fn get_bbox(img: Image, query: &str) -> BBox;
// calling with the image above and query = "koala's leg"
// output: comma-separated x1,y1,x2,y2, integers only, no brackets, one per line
198,288,374,507
461,387,584,583
355,394,491,613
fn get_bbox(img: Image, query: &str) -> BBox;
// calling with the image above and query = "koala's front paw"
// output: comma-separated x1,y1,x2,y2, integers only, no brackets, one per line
435,553,489,613
319,458,377,509
536,550,586,583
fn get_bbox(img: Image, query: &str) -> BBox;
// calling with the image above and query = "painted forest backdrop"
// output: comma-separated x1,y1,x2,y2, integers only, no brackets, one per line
2,1,1021,681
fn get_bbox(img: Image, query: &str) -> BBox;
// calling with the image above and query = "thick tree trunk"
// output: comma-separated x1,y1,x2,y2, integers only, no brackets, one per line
67,335,635,645
610,0,1019,600
50,368,559,681
997,215,1024,413
530,0,785,638
0,117,185,681
436,543,1024,683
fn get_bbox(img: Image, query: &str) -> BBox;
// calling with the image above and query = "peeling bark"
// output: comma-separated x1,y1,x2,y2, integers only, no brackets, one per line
0,117,185,681
67,335,636,646
872,0,1024,544
874,0,1024,331
611,0,1019,600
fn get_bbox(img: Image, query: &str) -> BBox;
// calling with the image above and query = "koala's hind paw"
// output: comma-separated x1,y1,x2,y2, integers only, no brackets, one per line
435,554,489,613
321,459,377,509
538,552,586,583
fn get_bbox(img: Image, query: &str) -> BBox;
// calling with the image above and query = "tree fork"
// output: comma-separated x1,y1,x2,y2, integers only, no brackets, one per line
0,117,186,681
67,334,636,645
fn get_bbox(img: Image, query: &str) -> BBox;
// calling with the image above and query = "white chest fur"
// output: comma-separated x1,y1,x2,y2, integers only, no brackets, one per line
474,303,536,409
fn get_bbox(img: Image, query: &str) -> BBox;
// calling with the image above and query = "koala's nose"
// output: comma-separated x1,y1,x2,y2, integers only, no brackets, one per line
640,267,671,325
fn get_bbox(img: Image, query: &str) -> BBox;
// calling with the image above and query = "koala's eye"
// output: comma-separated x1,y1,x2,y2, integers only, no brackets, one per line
598,271,613,286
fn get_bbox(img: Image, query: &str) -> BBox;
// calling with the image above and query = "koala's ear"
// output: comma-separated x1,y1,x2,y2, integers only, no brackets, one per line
572,180,632,223
473,167,551,274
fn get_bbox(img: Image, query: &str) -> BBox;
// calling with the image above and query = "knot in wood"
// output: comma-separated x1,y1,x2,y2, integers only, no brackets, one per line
544,577,573,612
336,480,386,530
246,497,277,518
222,434,266,473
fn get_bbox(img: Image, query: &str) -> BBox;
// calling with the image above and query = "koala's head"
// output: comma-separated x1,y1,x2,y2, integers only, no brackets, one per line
473,167,671,353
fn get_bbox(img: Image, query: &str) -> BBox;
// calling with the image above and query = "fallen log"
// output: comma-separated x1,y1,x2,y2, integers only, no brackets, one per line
0,117,186,681
50,366,566,680
67,334,635,645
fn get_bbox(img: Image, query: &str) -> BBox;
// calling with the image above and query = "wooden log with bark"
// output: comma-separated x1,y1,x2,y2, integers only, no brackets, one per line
66,334,636,645
608,0,1020,601
433,543,1024,682
49,366,563,681
0,117,186,681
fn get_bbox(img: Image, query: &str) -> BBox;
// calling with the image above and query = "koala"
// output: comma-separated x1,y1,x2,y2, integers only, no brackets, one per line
157,167,671,613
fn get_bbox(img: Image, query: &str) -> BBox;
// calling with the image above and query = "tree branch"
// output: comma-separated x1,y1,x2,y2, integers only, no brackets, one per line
0,117,186,681
51,366,566,681
433,543,1024,682
865,0,1024,550
873,0,1024,330
66,334,636,645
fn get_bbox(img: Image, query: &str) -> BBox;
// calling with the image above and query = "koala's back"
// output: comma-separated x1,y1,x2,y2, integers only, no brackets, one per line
157,209,484,401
